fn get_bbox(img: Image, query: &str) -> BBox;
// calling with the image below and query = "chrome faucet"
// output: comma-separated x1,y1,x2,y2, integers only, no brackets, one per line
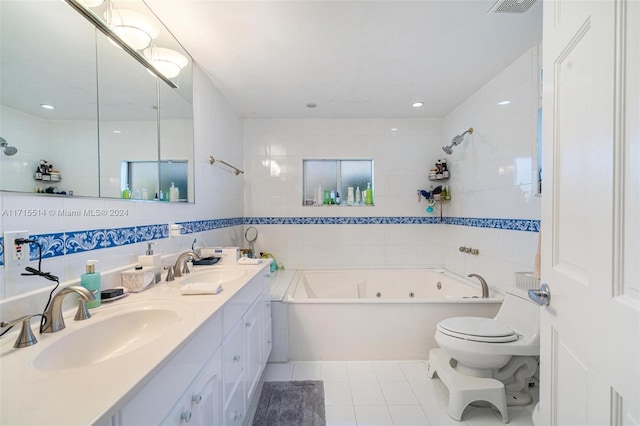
173,251,201,278
467,273,489,298
41,286,95,333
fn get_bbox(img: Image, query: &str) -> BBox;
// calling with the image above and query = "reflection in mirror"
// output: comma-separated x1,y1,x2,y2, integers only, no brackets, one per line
159,81,194,202
0,0,99,196
96,30,159,199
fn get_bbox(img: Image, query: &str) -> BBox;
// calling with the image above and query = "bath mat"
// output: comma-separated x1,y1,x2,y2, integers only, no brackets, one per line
252,380,326,426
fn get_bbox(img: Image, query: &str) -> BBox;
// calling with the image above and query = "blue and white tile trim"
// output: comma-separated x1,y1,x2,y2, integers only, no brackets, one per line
242,216,540,231
0,217,538,265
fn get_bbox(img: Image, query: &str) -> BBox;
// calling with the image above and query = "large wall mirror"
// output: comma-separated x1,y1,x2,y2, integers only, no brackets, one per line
0,0,195,202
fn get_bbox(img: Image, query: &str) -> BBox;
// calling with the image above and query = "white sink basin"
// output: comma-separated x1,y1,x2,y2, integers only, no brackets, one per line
182,268,251,286
33,302,188,371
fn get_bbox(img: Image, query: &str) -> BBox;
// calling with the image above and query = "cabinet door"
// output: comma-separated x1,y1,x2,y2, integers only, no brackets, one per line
243,299,263,404
191,349,222,426
263,318,272,364
222,321,244,409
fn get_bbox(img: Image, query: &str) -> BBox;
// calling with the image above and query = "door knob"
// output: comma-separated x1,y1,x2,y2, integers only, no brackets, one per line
528,283,551,306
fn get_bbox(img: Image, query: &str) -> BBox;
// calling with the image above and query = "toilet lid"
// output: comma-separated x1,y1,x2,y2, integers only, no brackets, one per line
437,317,519,343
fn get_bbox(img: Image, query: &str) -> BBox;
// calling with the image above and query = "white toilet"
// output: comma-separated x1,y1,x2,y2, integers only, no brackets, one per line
427,288,540,423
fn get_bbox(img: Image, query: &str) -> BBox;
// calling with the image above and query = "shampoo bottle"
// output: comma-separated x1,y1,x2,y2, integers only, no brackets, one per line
81,260,101,308
365,182,373,205
122,185,131,199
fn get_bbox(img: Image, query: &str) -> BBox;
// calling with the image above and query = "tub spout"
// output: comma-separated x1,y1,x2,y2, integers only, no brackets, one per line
467,273,489,298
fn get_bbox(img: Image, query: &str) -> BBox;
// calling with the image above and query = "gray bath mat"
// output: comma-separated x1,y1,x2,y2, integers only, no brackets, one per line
253,380,326,426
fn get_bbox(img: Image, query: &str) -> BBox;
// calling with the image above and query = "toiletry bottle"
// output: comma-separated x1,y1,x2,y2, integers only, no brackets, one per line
122,185,131,199
347,187,354,205
316,184,323,205
355,186,361,204
169,182,178,201
336,192,341,205
80,260,101,308
365,182,373,205
330,190,336,204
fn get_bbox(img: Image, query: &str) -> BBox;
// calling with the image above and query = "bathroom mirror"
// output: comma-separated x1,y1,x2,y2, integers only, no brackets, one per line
0,0,195,201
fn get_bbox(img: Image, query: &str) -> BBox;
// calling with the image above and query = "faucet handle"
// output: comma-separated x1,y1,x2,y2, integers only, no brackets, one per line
1,314,40,348
182,261,191,275
165,265,175,282
74,299,92,321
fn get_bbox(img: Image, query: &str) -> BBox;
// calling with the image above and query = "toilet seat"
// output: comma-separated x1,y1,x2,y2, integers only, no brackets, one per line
437,317,518,343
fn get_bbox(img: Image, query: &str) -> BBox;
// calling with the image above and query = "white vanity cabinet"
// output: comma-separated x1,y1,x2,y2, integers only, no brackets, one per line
106,264,271,426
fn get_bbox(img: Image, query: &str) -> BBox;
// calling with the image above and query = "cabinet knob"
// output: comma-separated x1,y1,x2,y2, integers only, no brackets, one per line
233,412,243,422
192,393,202,405
181,410,192,423
245,321,252,327
233,354,241,362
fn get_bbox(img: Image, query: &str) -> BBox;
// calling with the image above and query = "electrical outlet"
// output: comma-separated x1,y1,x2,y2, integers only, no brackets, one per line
4,230,30,268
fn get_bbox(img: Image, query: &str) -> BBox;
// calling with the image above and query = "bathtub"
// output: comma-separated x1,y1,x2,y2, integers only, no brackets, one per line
284,269,503,361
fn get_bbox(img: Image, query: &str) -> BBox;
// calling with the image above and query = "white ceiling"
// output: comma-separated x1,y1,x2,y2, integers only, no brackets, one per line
146,0,542,119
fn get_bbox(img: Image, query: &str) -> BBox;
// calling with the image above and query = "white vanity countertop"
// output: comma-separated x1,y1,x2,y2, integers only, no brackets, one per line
0,262,270,426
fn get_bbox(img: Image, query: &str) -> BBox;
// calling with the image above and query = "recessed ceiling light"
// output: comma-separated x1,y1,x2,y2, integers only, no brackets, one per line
390,128,398,131
40,104,55,110
306,103,317,108
412,101,424,108
113,130,122,134
497,100,511,105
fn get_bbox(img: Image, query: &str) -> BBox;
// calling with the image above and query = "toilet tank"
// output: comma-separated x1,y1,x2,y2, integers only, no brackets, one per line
495,288,540,341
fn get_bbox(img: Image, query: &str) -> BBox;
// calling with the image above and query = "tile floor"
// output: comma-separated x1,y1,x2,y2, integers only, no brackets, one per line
262,360,536,426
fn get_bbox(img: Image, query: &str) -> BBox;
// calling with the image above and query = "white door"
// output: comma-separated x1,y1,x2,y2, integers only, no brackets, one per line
540,0,639,424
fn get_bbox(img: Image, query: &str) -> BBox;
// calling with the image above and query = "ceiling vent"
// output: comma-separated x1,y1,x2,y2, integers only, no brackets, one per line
487,0,538,14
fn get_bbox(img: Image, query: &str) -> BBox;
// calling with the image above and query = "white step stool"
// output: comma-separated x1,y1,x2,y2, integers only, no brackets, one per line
426,348,509,423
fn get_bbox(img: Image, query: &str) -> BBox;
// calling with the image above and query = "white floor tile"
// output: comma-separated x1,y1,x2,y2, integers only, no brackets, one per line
421,403,469,426
326,405,357,426
292,361,322,380
263,362,293,381
409,379,448,406
372,362,406,381
350,381,386,405
379,381,419,406
322,362,350,381
347,362,378,381
354,405,394,426
388,405,430,426
324,381,353,406
399,361,429,381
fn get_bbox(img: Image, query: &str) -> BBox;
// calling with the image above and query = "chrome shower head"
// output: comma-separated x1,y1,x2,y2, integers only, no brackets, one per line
0,137,18,156
442,127,473,154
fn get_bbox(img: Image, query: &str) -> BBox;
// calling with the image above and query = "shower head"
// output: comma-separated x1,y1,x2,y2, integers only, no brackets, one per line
442,127,473,154
0,137,18,156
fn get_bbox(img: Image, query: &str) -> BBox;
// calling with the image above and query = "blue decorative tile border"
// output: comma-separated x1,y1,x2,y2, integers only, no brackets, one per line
242,216,539,231
0,216,538,265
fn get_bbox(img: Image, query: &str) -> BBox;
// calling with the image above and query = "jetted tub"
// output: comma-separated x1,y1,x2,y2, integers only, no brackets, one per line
284,269,503,360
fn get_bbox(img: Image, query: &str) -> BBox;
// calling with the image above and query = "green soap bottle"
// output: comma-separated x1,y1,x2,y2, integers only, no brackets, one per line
365,182,374,205
122,185,131,199
81,260,101,308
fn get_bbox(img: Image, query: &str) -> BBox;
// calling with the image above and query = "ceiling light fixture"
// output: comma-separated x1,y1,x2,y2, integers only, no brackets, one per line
40,104,55,110
107,9,158,50
497,100,511,105
143,46,188,79
306,103,317,108
412,101,424,108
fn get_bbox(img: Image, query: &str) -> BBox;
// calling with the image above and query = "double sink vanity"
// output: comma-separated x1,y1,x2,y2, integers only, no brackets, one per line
0,261,273,425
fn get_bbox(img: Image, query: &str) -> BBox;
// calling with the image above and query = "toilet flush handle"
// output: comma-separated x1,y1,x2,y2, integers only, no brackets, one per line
528,284,551,306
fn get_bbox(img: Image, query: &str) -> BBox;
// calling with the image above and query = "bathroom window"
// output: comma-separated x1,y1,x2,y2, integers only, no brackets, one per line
303,159,374,206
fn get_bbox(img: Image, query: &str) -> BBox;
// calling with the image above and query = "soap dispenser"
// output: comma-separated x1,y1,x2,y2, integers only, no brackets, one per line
169,182,179,202
365,182,374,205
80,260,101,308
138,242,162,284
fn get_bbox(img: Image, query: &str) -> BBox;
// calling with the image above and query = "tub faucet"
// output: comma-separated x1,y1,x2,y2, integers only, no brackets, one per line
174,251,201,278
41,286,95,333
467,273,489,298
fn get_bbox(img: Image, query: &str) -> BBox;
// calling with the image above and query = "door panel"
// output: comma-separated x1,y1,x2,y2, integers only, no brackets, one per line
541,0,639,424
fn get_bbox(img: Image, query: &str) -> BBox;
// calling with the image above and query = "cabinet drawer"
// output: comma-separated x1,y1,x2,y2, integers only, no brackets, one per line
222,321,244,406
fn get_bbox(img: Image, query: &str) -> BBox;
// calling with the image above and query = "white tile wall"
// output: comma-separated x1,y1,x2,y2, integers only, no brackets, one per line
0,65,244,312
242,46,542,291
